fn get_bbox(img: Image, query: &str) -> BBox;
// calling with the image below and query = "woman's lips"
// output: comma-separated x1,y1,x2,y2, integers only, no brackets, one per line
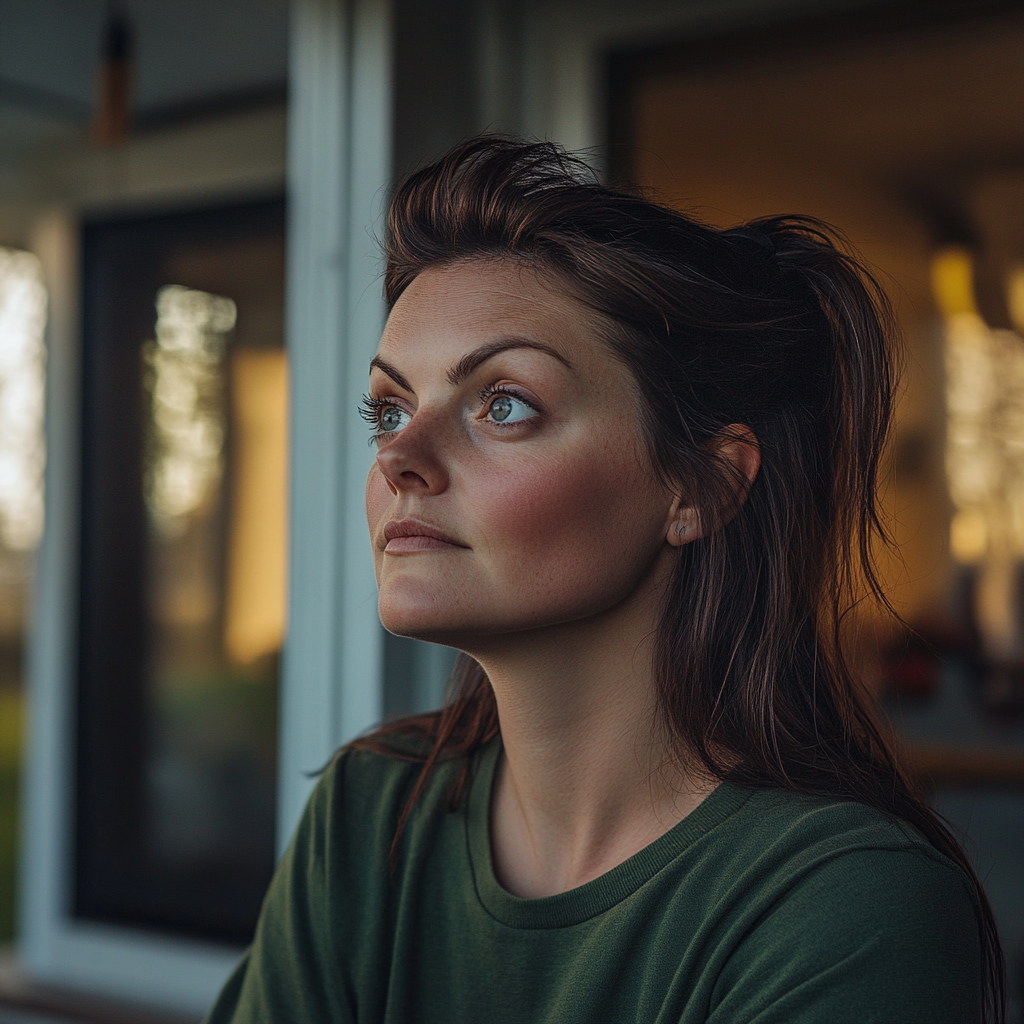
383,518,467,553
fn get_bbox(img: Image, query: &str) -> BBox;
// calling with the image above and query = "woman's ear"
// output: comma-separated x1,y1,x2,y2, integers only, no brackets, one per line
667,504,699,547
716,424,760,514
665,424,760,547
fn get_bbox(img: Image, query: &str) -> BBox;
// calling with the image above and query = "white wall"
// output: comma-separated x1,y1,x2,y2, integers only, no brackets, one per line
277,0,391,851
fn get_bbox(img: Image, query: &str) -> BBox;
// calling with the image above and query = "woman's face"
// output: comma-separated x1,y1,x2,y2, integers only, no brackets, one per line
365,259,679,647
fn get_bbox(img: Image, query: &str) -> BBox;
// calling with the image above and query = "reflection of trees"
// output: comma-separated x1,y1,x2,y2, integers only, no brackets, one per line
0,247,47,944
143,285,236,537
0,247,46,553
147,664,278,873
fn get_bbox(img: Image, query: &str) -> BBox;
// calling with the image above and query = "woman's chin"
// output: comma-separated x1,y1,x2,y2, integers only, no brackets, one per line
378,597,470,645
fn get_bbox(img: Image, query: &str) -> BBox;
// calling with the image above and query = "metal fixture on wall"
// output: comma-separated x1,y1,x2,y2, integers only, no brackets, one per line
91,9,133,147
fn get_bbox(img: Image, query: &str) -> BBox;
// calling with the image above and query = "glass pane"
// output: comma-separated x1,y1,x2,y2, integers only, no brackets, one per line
76,200,285,944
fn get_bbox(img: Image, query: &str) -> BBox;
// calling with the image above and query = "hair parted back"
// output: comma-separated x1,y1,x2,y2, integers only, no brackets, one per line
353,136,1005,1020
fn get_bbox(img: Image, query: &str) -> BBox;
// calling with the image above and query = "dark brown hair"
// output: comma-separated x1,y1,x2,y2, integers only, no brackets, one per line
353,136,1005,1020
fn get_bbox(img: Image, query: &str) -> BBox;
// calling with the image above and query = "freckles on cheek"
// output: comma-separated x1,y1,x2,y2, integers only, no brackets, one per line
473,448,639,577
476,460,575,539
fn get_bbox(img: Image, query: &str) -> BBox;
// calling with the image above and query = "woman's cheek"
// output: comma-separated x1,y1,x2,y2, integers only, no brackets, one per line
470,450,575,536
365,466,391,570
471,444,646,579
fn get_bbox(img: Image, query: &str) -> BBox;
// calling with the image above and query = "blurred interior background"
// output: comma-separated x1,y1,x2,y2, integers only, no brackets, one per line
0,0,1023,1020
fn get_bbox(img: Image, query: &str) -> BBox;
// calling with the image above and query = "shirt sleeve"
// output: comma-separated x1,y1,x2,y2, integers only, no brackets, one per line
706,846,984,1024
203,762,356,1024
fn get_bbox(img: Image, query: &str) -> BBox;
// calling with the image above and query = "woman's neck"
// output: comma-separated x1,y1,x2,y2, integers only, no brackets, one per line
468,580,717,899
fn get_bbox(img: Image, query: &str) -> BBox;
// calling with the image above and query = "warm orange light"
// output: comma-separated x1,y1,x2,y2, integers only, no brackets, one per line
1006,265,1024,334
950,509,987,564
931,247,978,318
224,350,289,665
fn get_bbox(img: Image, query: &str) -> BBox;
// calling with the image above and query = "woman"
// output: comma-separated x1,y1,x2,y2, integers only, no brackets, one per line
207,138,1004,1023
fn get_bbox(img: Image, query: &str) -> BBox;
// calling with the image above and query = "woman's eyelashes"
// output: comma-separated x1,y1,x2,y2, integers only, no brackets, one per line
478,386,539,426
360,395,412,445
361,385,540,445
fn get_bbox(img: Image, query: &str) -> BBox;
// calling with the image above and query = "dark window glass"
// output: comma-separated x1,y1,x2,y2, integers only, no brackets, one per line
76,199,286,944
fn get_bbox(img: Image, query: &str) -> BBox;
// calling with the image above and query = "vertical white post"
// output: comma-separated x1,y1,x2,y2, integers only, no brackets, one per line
280,0,392,852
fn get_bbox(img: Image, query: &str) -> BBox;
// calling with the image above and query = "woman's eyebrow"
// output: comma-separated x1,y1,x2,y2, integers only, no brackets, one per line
369,356,414,392
369,338,575,393
446,337,575,385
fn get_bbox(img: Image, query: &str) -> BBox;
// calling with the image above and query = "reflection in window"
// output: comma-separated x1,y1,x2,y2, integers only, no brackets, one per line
0,247,46,942
76,200,286,943
142,287,287,878
143,285,235,535
224,349,288,665
0,248,46,552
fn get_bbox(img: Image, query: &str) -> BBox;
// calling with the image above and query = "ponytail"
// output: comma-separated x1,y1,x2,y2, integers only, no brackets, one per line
726,217,1006,1020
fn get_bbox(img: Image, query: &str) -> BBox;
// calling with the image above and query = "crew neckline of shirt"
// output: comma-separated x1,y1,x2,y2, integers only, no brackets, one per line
465,735,753,930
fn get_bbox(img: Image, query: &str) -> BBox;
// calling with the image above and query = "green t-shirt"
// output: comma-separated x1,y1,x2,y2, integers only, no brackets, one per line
206,736,982,1024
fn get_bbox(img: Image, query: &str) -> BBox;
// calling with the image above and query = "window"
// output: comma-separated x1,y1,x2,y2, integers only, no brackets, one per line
76,199,286,944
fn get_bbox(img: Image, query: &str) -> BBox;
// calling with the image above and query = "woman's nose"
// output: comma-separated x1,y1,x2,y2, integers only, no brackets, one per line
374,416,450,496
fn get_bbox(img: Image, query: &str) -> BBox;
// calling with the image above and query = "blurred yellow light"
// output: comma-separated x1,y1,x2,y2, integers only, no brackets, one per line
1006,265,1024,334
950,509,987,563
975,559,1017,660
931,247,978,318
224,349,289,666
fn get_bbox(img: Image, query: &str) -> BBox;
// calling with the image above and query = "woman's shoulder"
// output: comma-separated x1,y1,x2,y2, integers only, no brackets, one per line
711,783,980,920
703,787,983,1023
728,784,954,853
723,784,965,867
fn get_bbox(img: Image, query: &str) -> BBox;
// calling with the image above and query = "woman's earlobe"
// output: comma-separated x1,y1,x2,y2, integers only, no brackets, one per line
668,508,699,547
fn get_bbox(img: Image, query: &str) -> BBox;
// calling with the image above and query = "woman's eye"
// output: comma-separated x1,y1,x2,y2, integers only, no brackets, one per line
379,404,409,433
485,392,536,424
359,395,410,441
